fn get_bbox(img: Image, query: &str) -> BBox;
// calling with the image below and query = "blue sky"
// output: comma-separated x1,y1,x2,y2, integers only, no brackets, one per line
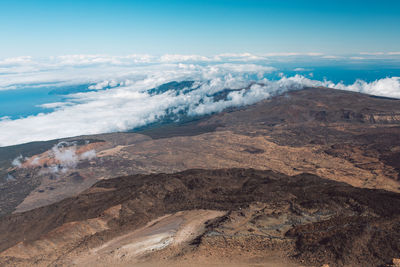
1,0,399,57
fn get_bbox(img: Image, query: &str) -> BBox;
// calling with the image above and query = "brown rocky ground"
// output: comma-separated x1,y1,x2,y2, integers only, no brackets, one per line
1,87,400,217
0,169,400,267
1,87,400,266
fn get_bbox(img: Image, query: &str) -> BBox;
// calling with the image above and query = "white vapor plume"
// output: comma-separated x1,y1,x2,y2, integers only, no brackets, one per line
30,157,40,166
52,142,79,170
43,141,96,173
11,155,24,167
11,141,97,174
80,150,96,160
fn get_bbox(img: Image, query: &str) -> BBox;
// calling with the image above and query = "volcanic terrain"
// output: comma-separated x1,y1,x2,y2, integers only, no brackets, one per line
1,86,400,266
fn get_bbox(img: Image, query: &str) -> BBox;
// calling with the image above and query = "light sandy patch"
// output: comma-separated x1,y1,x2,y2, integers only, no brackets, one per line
72,210,226,266
97,145,129,157
83,186,117,194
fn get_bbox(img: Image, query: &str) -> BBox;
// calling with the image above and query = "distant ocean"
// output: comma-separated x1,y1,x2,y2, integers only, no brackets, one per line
0,85,91,119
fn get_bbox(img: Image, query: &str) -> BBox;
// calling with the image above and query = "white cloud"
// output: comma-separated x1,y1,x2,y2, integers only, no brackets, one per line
359,52,400,56
264,52,300,57
0,62,277,146
160,53,267,62
0,55,399,147
214,53,265,61
0,116,11,121
1,71,399,147
160,54,211,62
0,55,274,91
306,53,324,56
39,102,73,109
293,67,313,72
88,80,119,90
333,77,400,98
359,52,385,55
321,55,340,59
264,52,323,57
4,52,398,91
124,54,155,63
0,56,33,66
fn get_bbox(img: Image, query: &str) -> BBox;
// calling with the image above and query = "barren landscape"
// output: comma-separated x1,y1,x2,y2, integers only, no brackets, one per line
1,87,400,266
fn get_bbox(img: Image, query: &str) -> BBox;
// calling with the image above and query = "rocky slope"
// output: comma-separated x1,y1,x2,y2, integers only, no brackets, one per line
1,87,400,217
0,169,400,266
1,86,400,266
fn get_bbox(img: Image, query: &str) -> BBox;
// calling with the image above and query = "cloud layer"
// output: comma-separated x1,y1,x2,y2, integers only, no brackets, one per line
2,52,400,91
0,54,400,146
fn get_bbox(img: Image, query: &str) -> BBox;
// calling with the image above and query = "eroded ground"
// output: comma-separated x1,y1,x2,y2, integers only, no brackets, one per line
1,87,400,266
2,88,400,216
1,169,400,267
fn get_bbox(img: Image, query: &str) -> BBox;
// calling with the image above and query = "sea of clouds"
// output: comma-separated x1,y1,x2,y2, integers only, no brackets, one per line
0,53,399,147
